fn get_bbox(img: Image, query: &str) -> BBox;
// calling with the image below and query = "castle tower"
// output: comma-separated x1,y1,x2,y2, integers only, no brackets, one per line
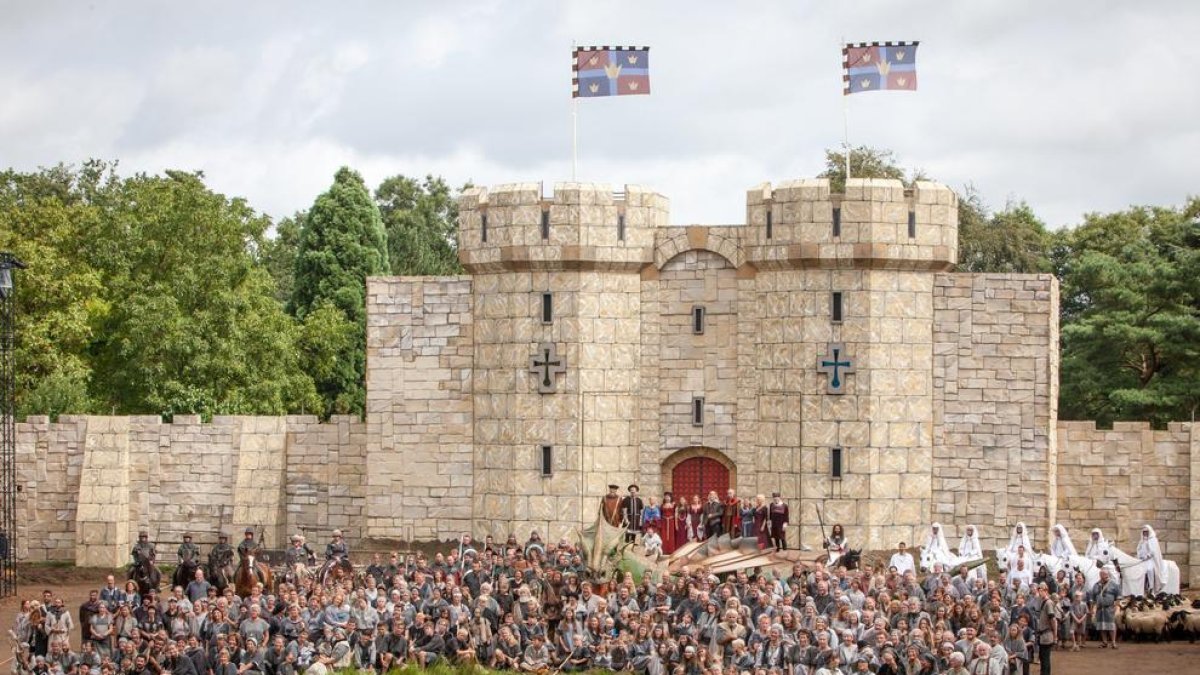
456,182,667,541
741,178,957,550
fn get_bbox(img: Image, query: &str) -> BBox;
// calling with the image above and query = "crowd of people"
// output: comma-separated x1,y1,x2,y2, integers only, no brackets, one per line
6,501,1177,675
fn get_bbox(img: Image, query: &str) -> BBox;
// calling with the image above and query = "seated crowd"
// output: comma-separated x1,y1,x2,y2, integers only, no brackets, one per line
8,518,1160,675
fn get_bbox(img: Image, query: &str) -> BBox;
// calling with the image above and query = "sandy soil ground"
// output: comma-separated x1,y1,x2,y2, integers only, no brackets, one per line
2,565,1197,675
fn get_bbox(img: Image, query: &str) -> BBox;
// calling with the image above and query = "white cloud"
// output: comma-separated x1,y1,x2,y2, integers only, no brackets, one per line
1,1,1199,229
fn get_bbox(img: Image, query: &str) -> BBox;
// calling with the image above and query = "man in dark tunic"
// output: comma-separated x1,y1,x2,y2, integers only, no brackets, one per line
619,485,645,543
704,491,724,539
600,484,622,527
768,492,790,550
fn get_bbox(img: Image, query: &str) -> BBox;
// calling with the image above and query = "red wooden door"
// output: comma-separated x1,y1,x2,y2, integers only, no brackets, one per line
672,457,730,503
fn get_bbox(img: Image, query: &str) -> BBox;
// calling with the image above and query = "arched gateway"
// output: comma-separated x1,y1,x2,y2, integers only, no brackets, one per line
662,448,735,500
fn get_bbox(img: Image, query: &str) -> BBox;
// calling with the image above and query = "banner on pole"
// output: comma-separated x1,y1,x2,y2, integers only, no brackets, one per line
842,41,918,95
573,46,651,98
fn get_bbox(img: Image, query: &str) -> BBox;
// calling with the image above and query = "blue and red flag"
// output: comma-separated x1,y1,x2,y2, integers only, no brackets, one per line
843,41,918,95
573,46,650,98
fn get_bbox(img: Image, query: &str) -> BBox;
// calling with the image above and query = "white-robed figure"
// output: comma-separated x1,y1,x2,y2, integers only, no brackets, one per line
957,524,985,579
920,522,953,570
1135,524,1166,594
1004,522,1035,574
1049,523,1078,560
1084,528,1109,561
1006,522,1033,555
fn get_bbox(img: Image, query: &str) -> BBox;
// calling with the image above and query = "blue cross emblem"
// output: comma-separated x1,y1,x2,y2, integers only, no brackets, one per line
817,343,855,395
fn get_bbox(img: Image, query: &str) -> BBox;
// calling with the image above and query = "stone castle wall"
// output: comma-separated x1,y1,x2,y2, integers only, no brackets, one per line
931,274,1060,551
1056,421,1198,585
17,415,366,566
365,277,473,540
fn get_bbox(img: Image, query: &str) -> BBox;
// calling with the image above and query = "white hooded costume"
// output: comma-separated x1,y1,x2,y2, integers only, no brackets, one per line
1084,528,1109,561
922,522,953,567
1049,523,1078,559
1135,525,1166,593
956,524,985,580
957,524,983,559
1006,522,1033,555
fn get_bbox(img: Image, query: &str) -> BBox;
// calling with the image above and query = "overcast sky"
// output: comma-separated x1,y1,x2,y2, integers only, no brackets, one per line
2,0,1198,229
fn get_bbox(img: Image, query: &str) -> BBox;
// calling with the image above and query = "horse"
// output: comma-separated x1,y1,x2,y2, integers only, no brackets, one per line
208,556,235,594
172,556,200,590
234,554,273,598
1099,546,1181,596
317,557,355,587
838,548,862,570
128,556,161,596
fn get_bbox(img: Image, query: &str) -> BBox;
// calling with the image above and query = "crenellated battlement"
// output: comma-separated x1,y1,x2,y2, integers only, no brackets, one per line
457,182,668,272
744,177,958,271
459,177,958,274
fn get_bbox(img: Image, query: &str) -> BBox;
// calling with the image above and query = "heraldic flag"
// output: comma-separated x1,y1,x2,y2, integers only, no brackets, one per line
573,46,650,98
843,41,918,95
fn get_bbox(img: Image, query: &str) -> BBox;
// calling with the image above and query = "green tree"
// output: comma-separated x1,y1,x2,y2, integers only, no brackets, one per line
0,163,108,417
375,174,463,276
291,167,390,416
1056,199,1200,425
82,169,322,417
956,187,1052,274
259,213,303,305
819,145,915,192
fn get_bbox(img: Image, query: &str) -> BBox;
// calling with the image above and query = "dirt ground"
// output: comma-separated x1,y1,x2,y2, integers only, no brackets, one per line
3,565,1198,675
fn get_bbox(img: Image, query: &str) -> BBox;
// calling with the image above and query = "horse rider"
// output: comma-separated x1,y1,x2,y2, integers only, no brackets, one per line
178,533,201,567
238,527,267,586
130,531,156,574
209,531,234,573
285,534,314,578
326,529,349,561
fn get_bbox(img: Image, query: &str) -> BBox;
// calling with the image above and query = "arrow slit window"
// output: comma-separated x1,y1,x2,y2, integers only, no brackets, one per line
832,207,842,237
692,397,704,426
541,209,550,240
832,292,843,323
541,293,553,324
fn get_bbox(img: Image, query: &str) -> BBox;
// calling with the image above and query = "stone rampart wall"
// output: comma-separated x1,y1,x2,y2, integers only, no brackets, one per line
1055,420,1197,586
932,274,1059,551
17,415,366,564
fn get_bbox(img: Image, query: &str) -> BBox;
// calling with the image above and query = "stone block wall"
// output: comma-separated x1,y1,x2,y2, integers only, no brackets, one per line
366,276,474,540
17,416,85,562
17,415,367,564
932,274,1059,551
1055,420,1196,584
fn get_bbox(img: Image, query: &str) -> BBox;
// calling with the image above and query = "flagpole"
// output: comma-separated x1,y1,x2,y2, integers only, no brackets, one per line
572,97,579,181
572,40,578,181
841,37,850,183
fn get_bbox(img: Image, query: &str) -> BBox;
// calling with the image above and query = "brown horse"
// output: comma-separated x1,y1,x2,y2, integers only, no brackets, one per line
317,557,355,587
234,554,273,598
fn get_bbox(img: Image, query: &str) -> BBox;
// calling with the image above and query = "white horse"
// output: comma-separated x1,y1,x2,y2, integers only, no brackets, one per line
1062,555,1103,592
1096,545,1180,596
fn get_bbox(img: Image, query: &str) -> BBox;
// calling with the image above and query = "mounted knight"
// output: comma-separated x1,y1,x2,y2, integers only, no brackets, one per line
207,531,235,592
172,533,202,589
317,529,354,586
128,531,161,595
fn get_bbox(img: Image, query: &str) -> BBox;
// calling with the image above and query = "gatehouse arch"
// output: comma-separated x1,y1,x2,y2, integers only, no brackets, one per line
661,447,736,501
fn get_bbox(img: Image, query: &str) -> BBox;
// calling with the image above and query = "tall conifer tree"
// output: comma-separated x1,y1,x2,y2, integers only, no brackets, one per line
291,167,390,416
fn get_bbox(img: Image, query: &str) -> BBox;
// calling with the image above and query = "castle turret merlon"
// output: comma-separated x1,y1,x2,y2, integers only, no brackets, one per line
457,182,667,272
745,177,958,271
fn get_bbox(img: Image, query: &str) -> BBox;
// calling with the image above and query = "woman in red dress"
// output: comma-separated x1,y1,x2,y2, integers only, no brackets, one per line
660,492,677,554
